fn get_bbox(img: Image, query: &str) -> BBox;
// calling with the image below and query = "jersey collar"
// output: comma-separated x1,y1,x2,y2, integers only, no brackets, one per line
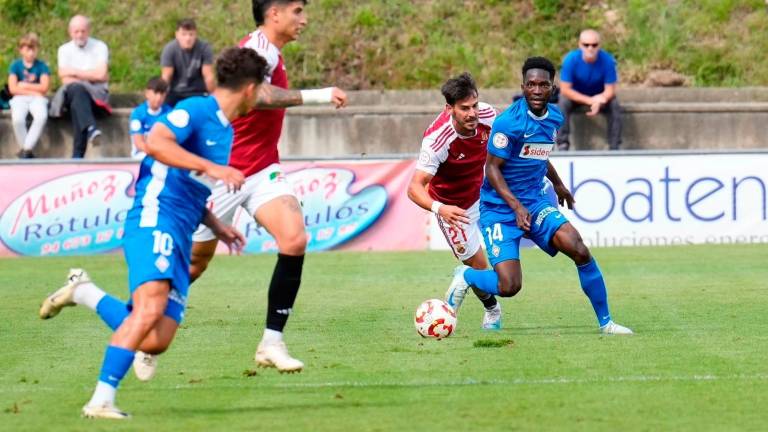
209,96,230,126
522,99,549,120
526,108,549,121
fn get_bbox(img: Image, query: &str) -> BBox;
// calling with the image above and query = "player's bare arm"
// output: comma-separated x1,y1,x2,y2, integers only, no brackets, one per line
407,169,469,228
202,209,246,254
486,154,531,231
546,161,575,209
146,123,245,191
253,84,348,109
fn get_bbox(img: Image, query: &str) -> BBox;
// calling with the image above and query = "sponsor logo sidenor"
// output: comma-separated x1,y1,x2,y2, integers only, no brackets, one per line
519,143,553,160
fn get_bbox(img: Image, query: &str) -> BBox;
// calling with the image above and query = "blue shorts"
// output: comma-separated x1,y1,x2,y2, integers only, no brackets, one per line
123,217,191,324
479,198,569,266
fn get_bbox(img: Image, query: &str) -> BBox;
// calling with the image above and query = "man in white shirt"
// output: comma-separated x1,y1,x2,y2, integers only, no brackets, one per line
57,15,110,158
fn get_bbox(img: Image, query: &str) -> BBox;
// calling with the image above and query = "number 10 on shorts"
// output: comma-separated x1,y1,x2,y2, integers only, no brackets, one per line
152,230,174,256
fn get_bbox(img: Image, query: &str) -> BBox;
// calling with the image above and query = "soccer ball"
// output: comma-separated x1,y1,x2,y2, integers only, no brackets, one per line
414,299,457,339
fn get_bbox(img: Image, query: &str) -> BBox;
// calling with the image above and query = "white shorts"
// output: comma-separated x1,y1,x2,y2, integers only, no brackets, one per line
193,163,294,242
435,200,482,261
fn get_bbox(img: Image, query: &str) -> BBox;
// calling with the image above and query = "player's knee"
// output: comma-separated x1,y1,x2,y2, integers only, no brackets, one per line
278,230,307,255
497,276,522,297
133,305,165,328
572,242,592,266
189,260,208,282
189,250,214,282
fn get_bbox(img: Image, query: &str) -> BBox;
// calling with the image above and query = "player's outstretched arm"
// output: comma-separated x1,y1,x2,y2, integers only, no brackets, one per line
407,169,469,228
546,161,574,209
146,123,245,191
486,154,531,231
254,84,347,109
202,209,246,255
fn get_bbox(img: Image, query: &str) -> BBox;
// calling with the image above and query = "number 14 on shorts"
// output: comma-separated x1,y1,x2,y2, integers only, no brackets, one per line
485,223,503,244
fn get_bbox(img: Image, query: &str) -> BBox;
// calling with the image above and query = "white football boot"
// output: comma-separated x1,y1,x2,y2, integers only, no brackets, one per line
255,341,304,373
445,265,471,312
39,268,90,319
133,351,158,382
482,303,502,330
82,402,130,420
600,321,634,335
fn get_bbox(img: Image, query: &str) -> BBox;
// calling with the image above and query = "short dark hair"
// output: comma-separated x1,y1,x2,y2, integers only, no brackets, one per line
145,76,168,93
440,72,478,106
252,0,308,26
215,47,268,90
177,18,197,31
522,57,556,81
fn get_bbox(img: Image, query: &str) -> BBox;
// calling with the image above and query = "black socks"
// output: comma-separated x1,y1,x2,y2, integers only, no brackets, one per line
266,253,304,332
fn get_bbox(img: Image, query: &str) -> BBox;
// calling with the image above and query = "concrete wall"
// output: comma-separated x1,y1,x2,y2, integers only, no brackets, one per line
2,88,767,159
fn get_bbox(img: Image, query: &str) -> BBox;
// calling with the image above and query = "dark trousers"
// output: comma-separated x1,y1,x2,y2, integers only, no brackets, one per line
64,83,97,158
556,97,623,150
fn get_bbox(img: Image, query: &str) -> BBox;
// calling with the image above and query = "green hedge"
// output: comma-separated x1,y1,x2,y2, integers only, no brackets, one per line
1,0,766,92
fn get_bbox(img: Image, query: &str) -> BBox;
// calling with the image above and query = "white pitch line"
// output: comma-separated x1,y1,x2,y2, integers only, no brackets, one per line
2,374,766,394
265,373,768,389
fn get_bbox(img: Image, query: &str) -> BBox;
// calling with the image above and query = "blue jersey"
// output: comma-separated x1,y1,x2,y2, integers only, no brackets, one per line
122,96,233,322
480,98,564,208
128,95,233,234
560,49,618,96
129,101,172,158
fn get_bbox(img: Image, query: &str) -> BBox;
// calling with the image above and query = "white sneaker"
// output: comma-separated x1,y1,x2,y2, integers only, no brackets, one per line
445,265,471,312
133,351,158,382
482,303,502,330
39,268,90,319
82,402,130,419
600,320,634,335
255,341,304,373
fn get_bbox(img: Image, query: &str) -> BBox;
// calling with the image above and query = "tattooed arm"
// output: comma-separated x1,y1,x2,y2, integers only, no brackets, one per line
253,84,348,109
253,84,304,108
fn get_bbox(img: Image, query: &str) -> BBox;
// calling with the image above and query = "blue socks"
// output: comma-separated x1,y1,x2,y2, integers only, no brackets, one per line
95,295,130,331
577,258,612,326
464,258,612,327
98,345,135,389
464,268,500,295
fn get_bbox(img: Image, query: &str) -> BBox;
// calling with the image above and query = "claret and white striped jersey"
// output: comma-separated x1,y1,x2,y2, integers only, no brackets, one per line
415,102,497,209
229,30,288,177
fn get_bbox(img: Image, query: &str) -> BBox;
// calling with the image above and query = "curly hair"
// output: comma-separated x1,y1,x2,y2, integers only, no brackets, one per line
215,47,269,90
522,56,556,81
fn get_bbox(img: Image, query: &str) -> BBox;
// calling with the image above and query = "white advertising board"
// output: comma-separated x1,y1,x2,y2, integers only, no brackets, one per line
429,153,768,250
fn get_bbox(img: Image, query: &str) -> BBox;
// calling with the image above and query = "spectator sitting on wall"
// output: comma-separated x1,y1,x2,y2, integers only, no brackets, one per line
556,29,622,151
8,33,51,159
129,77,171,160
50,15,112,158
161,18,215,107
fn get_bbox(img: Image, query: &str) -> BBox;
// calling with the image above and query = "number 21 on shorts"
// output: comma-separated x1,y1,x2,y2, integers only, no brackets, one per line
485,223,503,245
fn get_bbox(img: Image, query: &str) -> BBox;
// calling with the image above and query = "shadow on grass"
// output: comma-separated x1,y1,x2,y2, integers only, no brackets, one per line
167,400,396,415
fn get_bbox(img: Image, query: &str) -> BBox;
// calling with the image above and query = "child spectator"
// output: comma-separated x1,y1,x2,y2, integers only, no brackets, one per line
129,77,171,159
8,33,50,159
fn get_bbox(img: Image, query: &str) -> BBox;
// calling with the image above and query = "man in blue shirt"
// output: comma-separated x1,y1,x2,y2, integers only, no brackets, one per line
39,47,269,419
129,76,172,159
445,56,632,336
556,29,622,150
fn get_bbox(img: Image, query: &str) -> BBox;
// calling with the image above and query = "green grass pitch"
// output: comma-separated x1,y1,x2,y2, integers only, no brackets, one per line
1,244,767,431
